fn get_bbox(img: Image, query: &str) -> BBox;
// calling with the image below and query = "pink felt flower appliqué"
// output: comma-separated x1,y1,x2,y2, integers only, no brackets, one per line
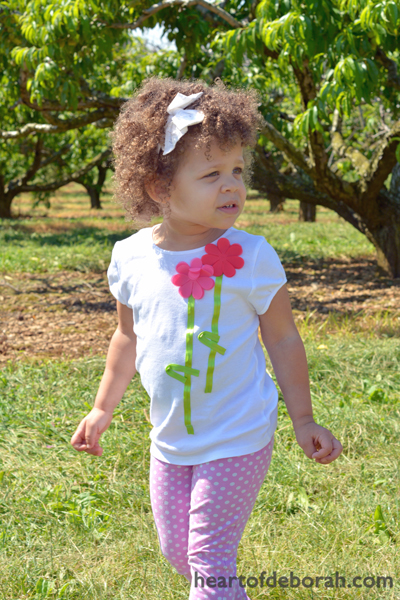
171,258,215,299
201,237,244,277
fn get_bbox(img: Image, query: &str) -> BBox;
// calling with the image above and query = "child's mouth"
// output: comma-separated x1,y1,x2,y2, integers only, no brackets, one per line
218,203,238,214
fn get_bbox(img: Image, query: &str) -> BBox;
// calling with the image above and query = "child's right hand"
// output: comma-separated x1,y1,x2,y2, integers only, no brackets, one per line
70,408,114,457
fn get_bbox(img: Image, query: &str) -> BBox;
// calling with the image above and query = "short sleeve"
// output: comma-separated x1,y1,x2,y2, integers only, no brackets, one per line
107,242,130,306
247,238,287,315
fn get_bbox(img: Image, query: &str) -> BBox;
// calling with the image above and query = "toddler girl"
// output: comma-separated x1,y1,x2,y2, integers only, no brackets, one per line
71,76,342,599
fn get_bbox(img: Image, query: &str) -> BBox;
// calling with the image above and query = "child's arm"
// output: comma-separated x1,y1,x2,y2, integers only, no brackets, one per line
70,300,137,456
259,284,342,464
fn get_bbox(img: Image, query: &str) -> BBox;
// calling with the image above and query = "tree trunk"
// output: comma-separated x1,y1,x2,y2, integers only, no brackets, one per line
82,163,108,209
368,220,400,277
366,171,400,277
96,163,108,201
364,164,400,277
81,185,99,209
269,194,285,212
0,187,13,218
252,148,285,211
299,201,316,222
87,186,101,209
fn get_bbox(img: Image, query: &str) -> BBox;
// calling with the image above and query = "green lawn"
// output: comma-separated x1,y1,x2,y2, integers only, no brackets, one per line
1,192,374,274
0,339,398,599
0,189,399,599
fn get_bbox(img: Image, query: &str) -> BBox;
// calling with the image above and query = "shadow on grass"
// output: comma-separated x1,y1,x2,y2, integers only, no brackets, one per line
62,298,116,313
1,225,136,247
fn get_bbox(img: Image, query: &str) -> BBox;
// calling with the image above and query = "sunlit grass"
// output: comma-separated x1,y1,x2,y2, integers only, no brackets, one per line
0,336,399,599
1,188,375,274
238,197,374,263
293,309,400,340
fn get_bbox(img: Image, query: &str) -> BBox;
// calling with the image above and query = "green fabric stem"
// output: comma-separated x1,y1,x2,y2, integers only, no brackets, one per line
198,331,226,356
202,275,223,393
165,295,197,434
165,364,200,385
184,295,196,434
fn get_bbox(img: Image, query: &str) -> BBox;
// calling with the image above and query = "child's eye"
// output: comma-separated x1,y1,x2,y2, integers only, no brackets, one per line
205,168,243,177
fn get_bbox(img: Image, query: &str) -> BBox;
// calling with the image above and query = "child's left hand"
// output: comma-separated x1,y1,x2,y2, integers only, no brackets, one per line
293,420,343,464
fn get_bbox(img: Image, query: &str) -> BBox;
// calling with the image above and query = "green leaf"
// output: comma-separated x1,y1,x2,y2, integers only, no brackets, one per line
367,386,388,402
360,5,371,28
373,504,394,540
386,1,399,27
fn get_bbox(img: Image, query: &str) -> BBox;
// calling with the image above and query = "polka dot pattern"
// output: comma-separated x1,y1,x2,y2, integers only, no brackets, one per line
149,437,274,599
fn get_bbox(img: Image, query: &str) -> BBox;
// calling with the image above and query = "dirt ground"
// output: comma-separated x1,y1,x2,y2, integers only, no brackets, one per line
0,256,399,365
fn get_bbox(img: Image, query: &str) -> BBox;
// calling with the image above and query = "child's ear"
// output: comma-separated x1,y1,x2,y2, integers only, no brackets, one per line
145,180,168,205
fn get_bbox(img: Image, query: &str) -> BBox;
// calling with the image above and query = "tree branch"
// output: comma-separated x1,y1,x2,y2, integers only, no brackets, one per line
106,0,244,31
254,146,367,233
194,3,227,27
278,111,296,122
259,121,315,177
196,0,245,26
37,144,73,171
262,44,279,61
358,119,400,201
19,136,44,187
1,123,58,139
0,108,116,140
1,135,50,199
330,108,370,177
290,58,329,176
17,149,112,194
19,66,127,113
20,94,125,113
286,59,360,207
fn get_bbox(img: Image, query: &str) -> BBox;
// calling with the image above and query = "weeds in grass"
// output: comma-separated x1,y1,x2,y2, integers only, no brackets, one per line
0,338,399,599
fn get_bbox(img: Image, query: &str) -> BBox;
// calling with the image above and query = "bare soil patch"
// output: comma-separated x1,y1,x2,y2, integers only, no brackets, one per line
0,271,117,364
286,256,400,314
0,256,399,364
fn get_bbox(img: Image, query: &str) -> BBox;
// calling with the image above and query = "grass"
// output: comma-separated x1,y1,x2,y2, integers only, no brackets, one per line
295,309,400,342
1,185,374,274
0,339,399,599
0,186,399,599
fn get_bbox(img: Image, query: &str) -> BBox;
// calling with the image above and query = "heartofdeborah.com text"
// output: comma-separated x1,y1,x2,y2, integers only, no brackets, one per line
194,571,394,590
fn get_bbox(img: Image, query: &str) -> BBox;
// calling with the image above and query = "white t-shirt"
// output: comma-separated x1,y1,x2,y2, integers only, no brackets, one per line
107,225,287,465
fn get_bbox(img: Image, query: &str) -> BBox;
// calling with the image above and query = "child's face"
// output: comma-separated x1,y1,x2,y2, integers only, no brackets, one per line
166,139,247,231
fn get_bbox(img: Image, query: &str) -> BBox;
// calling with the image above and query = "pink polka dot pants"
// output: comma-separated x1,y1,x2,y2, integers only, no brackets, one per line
149,436,274,599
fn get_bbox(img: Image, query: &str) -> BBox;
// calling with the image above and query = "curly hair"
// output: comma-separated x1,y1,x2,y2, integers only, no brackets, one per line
110,76,265,225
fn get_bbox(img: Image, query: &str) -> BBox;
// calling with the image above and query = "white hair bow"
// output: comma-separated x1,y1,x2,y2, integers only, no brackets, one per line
157,92,205,155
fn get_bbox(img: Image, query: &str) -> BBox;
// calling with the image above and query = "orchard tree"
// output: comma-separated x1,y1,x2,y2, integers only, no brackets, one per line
2,0,400,276
76,159,111,210
0,0,248,218
0,2,184,216
212,0,400,276
0,85,112,217
106,0,400,274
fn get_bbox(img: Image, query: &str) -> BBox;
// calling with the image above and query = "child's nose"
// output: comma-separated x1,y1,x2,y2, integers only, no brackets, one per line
221,174,239,192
